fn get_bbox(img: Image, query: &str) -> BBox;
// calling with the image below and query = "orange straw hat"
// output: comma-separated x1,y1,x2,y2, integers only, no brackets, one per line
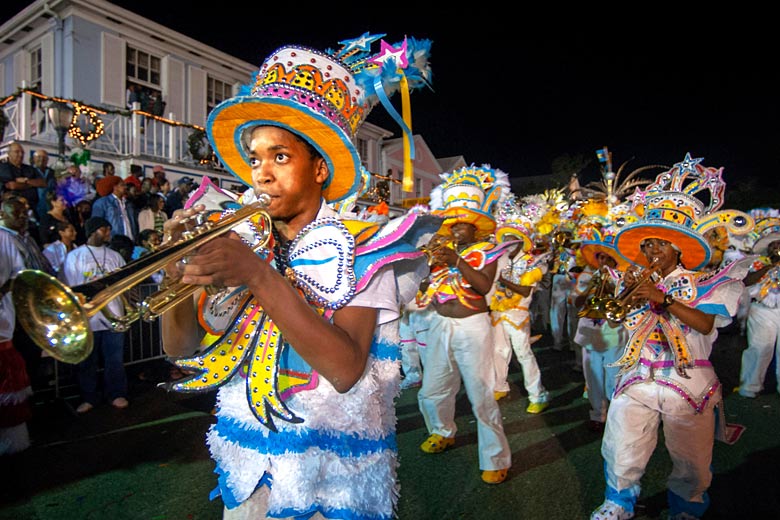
614,153,754,270
207,34,432,204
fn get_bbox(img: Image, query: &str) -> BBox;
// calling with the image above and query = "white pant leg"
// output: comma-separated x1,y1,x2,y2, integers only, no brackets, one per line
399,317,422,384
663,405,715,503
503,318,548,403
491,315,513,393
417,312,461,438
601,391,661,497
583,348,609,422
741,303,780,395
448,313,511,471
603,346,622,400
550,275,570,347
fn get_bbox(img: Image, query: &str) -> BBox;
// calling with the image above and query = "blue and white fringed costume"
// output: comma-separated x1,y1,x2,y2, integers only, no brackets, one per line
165,196,440,519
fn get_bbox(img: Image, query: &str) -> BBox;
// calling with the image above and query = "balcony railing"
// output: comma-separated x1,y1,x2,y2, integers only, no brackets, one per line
0,88,224,172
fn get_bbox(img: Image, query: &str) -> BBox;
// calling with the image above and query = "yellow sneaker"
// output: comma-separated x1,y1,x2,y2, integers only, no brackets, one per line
526,401,549,414
494,390,509,401
481,469,508,484
420,433,455,454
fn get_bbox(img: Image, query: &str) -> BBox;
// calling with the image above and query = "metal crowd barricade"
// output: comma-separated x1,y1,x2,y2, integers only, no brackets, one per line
33,282,167,402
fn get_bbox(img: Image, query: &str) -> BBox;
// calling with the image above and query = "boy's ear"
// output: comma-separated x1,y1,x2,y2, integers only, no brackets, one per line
315,158,329,184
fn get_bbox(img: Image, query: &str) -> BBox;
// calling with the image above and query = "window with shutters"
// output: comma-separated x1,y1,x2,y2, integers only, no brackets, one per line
29,46,42,90
29,45,45,135
207,76,232,114
126,45,161,89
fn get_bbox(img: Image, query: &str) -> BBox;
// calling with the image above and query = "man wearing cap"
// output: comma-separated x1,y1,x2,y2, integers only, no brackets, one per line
737,217,780,398
151,165,166,188
590,155,754,520
416,165,513,485
159,34,435,519
163,176,194,218
123,164,144,192
62,216,129,413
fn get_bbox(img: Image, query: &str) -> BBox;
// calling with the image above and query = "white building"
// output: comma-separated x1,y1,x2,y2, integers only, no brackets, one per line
0,0,465,212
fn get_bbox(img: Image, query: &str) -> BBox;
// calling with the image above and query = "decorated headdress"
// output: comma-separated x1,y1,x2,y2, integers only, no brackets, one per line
750,211,780,256
429,164,510,238
578,226,630,271
494,193,536,252
207,34,432,204
614,153,754,270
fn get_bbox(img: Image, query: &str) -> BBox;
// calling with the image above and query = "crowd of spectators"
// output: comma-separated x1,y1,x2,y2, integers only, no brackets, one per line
1,141,196,256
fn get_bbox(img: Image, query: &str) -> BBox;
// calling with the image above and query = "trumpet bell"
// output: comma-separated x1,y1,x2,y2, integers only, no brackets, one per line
11,270,94,364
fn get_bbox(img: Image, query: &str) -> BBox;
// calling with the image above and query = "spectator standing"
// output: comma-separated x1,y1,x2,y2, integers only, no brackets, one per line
163,176,194,217
62,217,129,413
57,164,95,206
37,191,75,246
416,165,513,485
0,142,46,222
151,165,166,188
91,179,137,241
32,149,56,220
123,164,144,192
95,162,120,198
71,199,92,246
42,221,77,278
137,193,167,233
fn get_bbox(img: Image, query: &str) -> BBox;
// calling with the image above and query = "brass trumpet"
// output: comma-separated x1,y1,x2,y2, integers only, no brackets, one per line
603,259,662,323
577,267,615,319
11,196,272,364
420,234,455,266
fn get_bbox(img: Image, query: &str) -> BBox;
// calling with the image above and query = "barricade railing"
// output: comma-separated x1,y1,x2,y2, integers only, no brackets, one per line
32,282,167,403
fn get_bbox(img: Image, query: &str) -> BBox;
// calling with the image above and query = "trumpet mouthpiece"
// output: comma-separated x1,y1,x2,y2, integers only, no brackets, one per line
256,193,272,207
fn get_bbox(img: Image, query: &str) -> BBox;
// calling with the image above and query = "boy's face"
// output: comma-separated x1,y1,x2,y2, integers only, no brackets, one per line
247,126,328,225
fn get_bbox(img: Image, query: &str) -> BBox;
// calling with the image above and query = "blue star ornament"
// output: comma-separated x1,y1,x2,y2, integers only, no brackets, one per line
338,32,386,56
676,152,704,175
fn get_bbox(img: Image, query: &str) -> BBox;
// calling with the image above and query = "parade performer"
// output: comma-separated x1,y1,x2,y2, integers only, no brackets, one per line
571,224,628,432
160,34,439,519
489,194,551,413
590,153,754,520
737,214,780,398
415,165,514,484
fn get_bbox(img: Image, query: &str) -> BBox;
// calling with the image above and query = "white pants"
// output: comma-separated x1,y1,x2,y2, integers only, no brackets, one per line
550,274,576,348
399,308,429,385
492,312,549,403
582,347,621,422
601,384,715,505
740,302,780,396
417,312,511,470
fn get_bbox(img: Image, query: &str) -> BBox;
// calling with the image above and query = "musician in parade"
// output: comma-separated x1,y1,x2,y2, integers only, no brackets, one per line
571,226,628,433
590,154,754,520
160,34,435,519
489,204,552,414
415,165,513,485
737,217,780,399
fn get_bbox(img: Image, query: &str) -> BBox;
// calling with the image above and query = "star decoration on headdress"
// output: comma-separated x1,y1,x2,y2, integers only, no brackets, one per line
676,152,704,176
367,38,409,69
337,32,386,58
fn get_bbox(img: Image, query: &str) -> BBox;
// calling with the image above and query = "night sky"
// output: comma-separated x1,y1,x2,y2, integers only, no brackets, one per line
5,3,780,196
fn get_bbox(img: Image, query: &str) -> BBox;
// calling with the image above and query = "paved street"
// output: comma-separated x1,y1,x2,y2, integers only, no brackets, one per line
1,325,778,519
